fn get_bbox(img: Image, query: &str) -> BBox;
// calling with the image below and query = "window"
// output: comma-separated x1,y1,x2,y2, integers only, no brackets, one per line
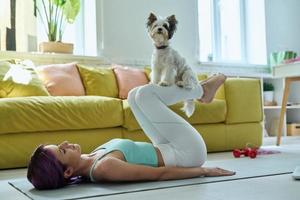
198,0,267,65
0,0,37,52
37,0,98,56
0,0,98,55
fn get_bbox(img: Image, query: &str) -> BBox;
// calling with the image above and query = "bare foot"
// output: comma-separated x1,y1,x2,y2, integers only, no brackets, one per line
198,74,226,103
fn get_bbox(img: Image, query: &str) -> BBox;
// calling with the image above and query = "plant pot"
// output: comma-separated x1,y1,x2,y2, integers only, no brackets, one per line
264,91,274,103
39,41,74,54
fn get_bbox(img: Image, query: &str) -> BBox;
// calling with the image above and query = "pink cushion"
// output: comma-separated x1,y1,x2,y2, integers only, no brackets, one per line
37,63,85,96
113,65,149,99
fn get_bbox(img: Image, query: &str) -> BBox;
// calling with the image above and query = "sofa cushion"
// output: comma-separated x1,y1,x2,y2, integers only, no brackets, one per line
77,64,119,97
36,63,85,96
122,99,226,131
214,84,225,100
144,66,151,79
0,128,123,169
0,61,50,98
113,65,149,99
0,96,123,134
198,74,225,100
225,78,262,124
170,99,227,123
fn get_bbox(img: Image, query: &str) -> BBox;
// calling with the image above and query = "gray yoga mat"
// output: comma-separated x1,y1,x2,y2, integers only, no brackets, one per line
9,152,300,200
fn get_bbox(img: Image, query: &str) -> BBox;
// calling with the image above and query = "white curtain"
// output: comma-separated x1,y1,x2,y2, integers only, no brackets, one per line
0,0,11,50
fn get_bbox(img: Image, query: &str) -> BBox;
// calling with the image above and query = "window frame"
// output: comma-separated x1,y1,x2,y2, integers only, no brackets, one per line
212,0,247,63
36,0,98,56
201,0,268,66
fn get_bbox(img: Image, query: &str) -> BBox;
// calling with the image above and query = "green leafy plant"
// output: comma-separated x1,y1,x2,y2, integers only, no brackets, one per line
263,82,274,91
33,0,80,42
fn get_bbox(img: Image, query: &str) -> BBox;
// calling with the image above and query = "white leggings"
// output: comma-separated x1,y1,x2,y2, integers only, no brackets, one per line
127,83,207,167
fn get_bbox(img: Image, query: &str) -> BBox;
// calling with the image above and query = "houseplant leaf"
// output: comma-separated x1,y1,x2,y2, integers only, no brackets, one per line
52,0,66,7
62,0,80,23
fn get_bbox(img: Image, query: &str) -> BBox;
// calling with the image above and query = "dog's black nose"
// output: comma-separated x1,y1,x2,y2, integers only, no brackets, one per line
158,28,163,32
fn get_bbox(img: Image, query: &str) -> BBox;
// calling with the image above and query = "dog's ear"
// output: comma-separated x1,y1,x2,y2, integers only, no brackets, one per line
167,15,178,39
147,12,157,28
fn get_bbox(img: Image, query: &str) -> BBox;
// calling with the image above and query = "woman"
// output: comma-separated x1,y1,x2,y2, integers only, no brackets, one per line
27,74,235,190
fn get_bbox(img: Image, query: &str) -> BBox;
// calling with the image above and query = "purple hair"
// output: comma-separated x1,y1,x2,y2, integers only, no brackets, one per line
27,145,68,190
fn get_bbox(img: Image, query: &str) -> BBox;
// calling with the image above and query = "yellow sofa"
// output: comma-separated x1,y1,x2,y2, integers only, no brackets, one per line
0,61,263,169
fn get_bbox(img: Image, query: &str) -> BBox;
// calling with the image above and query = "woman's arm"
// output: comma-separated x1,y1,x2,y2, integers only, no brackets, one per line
158,166,235,180
93,157,235,182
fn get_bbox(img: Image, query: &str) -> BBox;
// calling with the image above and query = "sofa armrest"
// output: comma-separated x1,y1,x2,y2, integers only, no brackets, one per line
225,78,263,124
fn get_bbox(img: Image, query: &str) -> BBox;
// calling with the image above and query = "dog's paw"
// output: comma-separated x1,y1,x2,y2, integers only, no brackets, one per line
176,81,184,87
150,80,159,85
158,81,170,87
184,83,194,90
179,82,193,90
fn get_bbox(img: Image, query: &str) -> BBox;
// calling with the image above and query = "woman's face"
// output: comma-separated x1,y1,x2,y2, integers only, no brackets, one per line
44,141,81,168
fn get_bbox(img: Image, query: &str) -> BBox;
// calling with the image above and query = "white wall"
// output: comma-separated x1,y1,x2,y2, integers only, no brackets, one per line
97,0,300,67
97,0,199,66
265,0,300,56
265,0,300,105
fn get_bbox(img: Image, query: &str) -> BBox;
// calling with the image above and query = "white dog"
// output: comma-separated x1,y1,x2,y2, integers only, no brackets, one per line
146,12,199,117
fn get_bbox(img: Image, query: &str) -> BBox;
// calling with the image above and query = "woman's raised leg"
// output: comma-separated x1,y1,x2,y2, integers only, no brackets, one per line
127,87,168,145
134,84,207,167
129,74,226,167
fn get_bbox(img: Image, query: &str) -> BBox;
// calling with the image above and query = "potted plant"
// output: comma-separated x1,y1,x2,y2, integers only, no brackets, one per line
263,82,275,106
33,0,80,54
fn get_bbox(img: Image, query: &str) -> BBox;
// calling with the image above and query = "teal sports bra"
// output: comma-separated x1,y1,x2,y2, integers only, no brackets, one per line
89,138,158,182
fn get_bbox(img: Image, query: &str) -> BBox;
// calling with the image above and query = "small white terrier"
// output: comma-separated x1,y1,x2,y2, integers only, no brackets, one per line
146,12,199,117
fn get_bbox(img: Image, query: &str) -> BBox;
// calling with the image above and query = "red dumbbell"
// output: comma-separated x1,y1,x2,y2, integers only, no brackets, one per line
233,147,257,159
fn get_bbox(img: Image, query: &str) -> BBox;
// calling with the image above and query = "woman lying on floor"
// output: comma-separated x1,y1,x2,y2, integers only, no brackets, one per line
27,74,235,190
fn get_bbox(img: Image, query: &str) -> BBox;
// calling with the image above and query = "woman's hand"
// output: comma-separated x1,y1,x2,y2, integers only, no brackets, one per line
203,167,236,177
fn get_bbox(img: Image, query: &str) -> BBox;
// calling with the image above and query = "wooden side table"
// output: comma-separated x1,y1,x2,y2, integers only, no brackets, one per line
273,63,300,145
276,77,300,145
